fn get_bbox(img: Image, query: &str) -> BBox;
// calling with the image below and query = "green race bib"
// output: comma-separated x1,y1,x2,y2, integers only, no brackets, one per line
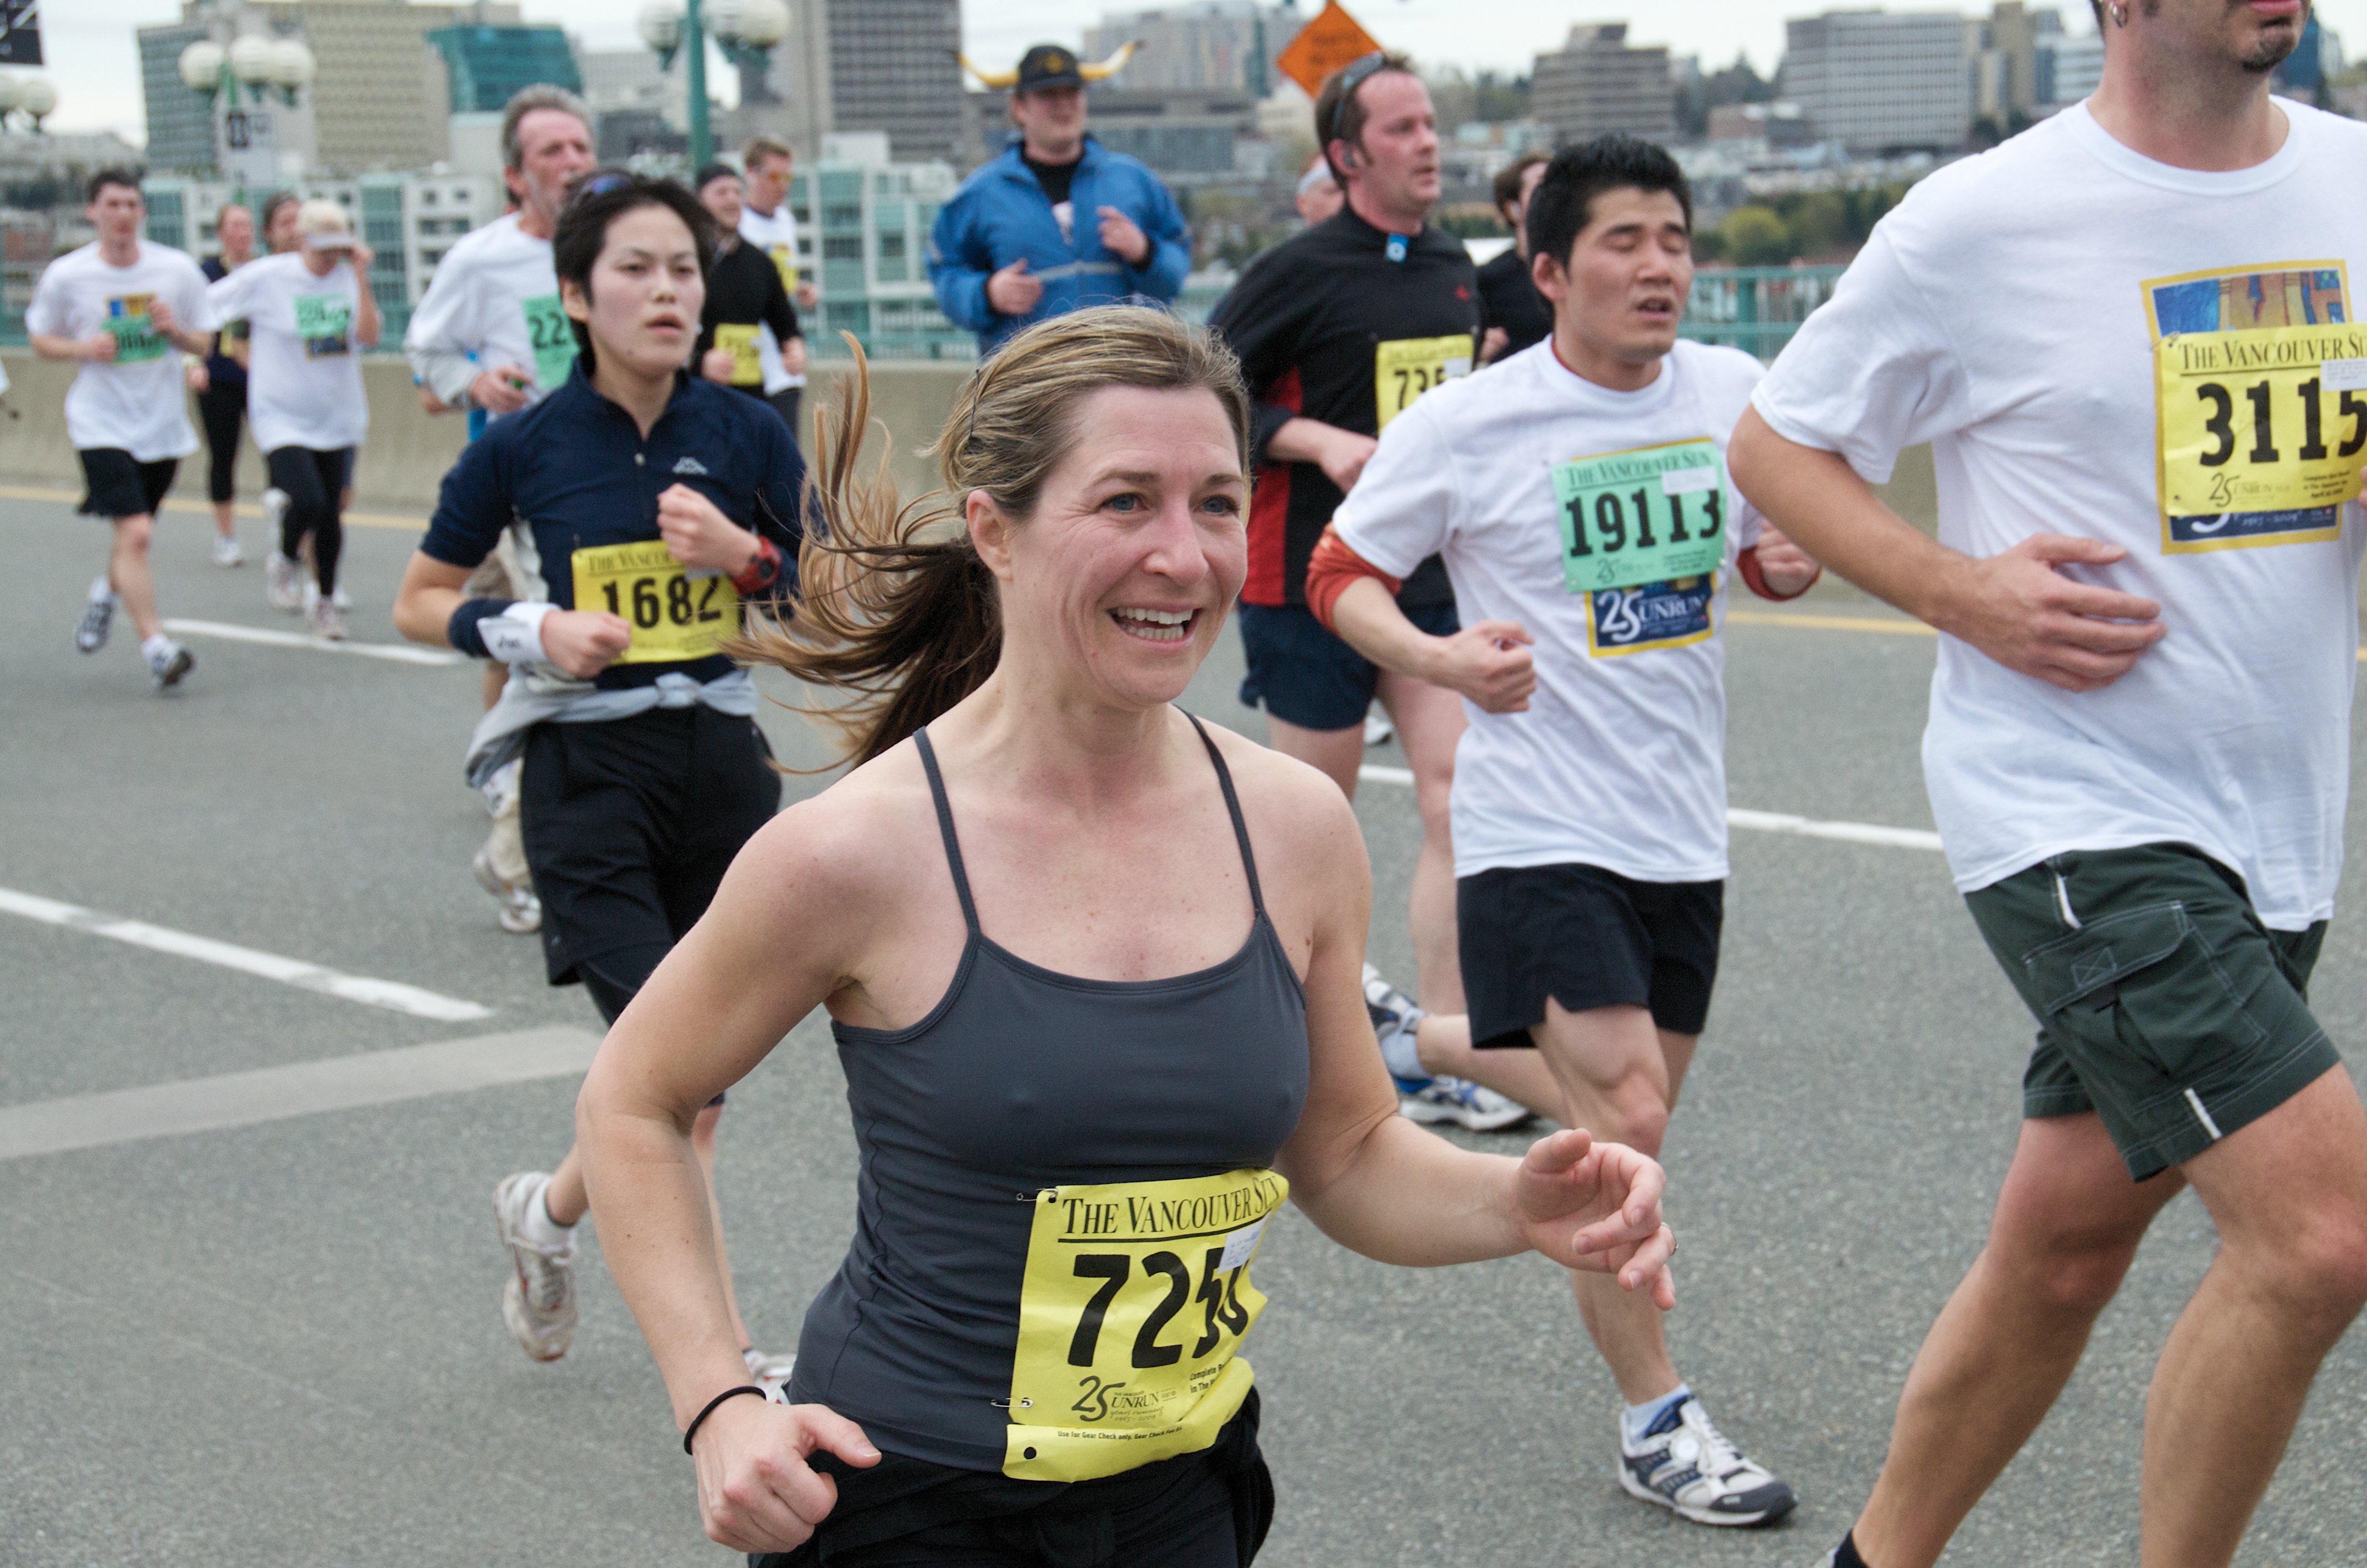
522,292,576,391
294,292,352,359
1552,438,1728,593
104,295,168,364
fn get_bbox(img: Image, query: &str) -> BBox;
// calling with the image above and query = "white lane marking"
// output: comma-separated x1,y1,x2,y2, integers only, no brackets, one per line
162,618,467,666
1354,768,1944,853
0,1026,601,1161
0,887,494,1022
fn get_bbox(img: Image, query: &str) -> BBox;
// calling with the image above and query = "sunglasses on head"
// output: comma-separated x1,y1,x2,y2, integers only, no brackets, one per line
1323,52,1390,141
571,170,637,203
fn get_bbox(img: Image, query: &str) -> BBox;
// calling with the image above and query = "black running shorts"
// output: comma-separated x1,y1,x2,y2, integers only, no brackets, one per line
78,448,178,521
1458,863,1724,1048
1964,841,2340,1181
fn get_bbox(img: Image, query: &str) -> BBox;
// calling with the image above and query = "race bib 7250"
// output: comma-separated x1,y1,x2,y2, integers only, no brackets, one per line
2146,263,2363,552
1003,1169,1285,1483
1374,334,1472,430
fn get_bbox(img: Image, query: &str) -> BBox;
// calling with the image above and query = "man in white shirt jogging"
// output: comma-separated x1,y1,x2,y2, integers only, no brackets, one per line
1729,4,2367,1565
735,136,818,448
27,169,217,689
1307,136,1820,1530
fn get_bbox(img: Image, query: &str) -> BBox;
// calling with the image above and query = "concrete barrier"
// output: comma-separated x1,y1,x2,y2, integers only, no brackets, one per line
1,347,1940,542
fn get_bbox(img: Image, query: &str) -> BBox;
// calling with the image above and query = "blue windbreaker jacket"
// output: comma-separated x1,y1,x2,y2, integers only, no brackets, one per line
928,136,1191,354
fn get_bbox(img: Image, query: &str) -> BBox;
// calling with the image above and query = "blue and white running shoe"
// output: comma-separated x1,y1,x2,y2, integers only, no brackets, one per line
1618,1395,1796,1526
1399,1075,1533,1131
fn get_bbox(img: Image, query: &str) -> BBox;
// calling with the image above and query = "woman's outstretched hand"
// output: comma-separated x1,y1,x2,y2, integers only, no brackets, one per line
1512,1128,1677,1309
691,1395,881,1552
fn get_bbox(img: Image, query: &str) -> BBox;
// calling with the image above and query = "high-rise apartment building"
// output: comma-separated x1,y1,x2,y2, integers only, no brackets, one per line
743,0,962,165
1082,3,1305,95
1781,9,1972,154
429,23,580,115
1531,24,1675,146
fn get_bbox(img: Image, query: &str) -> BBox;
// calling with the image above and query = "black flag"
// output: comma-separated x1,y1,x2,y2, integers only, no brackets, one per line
0,1,41,68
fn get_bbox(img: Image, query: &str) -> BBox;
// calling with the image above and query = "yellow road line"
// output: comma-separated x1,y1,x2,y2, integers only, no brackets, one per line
0,482,423,531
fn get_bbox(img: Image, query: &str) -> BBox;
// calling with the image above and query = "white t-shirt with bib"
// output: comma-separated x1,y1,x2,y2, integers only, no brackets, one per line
1752,101,2367,930
402,213,569,418
1334,338,1768,884
738,202,806,394
205,252,369,453
25,240,216,460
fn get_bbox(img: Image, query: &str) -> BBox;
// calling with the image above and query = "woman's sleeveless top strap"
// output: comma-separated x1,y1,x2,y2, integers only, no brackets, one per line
911,727,981,934
1185,712,1269,918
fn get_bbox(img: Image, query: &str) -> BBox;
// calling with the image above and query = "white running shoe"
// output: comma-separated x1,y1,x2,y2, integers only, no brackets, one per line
493,1172,578,1362
1361,961,1430,1085
213,532,244,567
473,846,542,935
1399,1075,1533,1131
743,1346,796,1387
260,485,289,534
333,583,351,610
1618,1395,1797,1527
74,587,117,654
146,641,195,690
1363,706,1395,746
265,551,303,612
309,599,346,641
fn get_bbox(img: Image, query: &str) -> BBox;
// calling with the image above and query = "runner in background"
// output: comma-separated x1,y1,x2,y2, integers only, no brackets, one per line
1294,157,1342,226
26,168,216,690
1205,53,1527,1130
1477,152,1551,365
930,44,1190,355
1312,136,1815,1528
392,173,805,1379
734,137,817,448
195,201,254,566
691,164,801,421
1730,1,2367,1562
209,198,376,641
403,85,597,937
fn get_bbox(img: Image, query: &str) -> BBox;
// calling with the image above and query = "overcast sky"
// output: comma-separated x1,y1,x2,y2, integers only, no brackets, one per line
30,1,2353,147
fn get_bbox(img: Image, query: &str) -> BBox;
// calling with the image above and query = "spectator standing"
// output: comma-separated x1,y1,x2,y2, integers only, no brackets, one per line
734,136,817,445
195,201,255,566
930,44,1190,355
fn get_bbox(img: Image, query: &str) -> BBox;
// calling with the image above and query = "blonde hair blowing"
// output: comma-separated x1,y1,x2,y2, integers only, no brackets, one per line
295,197,350,238
731,307,1252,769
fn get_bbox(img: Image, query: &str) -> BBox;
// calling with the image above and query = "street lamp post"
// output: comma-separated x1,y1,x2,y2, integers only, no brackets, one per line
0,73,59,133
178,16,316,208
636,0,790,170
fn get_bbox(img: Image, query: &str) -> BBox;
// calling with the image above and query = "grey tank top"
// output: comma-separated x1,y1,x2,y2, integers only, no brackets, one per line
788,715,1312,1471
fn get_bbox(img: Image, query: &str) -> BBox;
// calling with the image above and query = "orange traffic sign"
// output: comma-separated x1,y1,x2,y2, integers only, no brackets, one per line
1275,0,1382,102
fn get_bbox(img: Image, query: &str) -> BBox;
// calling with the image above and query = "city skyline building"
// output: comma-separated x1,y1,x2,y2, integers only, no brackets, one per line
1083,3,1306,95
740,0,964,166
1780,7,1974,154
428,21,580,115
1531,23,1676,146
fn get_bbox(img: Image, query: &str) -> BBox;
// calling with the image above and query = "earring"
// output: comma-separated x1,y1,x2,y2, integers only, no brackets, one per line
2109,2,2128,25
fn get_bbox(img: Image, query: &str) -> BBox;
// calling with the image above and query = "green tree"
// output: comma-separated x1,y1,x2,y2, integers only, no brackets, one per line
1719,206,1791,266
1782,191,1849,256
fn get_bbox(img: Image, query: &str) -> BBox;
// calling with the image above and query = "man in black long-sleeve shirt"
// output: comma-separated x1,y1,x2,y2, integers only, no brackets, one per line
692,165,801,418
1477,152,1553,364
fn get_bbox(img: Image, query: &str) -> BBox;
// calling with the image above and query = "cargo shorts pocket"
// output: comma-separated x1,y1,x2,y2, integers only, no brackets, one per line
2019,901,2266,1104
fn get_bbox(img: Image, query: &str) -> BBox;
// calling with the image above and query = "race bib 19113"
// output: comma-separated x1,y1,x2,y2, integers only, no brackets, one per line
2146,262,2363,553
1003,1168,1286,1483
570,541,739,664
1374,334,1472,431
522,292,578,391
1553,438,1729,594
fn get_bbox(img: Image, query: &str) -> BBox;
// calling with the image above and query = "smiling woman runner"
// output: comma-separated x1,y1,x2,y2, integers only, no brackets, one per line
574,306,1680,1566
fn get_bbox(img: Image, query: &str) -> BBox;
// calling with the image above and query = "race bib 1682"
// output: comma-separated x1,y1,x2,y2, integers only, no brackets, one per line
2146,263,2363,553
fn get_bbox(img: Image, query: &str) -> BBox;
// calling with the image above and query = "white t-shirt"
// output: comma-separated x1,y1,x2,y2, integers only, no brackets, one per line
1335,338,1768,884
25,240,216,461
738,202,806,393
401,213,568,418
1753,101,2367,929
205,252,369,454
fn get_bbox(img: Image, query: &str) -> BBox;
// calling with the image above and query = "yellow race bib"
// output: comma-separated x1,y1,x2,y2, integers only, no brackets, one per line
767,243,800,293
1003,1168,1286,1483
570,541,739,664
715,323,763,386
2146,263,2365,553
1374,334,1473,431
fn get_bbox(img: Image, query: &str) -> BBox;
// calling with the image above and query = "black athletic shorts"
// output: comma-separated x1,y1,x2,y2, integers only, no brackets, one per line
78,448,178,520
1235,600,1460,732
520,705,780,993
1458,863,1724,1048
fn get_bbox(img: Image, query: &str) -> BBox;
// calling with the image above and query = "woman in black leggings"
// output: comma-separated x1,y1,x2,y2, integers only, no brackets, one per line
195,202,256,567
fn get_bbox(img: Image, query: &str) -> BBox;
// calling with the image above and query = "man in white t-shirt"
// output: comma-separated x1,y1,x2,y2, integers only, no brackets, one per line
27,169,218,689
404,85,594,422
736,136,818,448
404,85,593,935
1307,136,1821,1531
1729,4,2367,1565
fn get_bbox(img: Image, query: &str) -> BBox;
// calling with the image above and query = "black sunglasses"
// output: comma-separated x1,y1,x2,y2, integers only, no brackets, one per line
1323,52,1390,142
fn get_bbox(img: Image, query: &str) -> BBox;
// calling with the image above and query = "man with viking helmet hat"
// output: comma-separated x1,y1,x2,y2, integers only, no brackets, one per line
931,42,1190,354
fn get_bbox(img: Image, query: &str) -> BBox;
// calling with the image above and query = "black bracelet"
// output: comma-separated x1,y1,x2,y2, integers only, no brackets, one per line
682,1384,769,1455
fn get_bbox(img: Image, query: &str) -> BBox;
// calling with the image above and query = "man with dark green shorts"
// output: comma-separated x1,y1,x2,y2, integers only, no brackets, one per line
1729,2,2367,1564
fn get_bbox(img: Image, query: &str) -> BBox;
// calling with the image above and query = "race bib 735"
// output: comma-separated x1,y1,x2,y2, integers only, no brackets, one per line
1374,334,1472,430
1003,1169,1285,1483
2146,263,2363,552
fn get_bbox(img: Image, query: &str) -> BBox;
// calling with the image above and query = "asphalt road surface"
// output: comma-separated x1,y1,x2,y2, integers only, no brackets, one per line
5,485,2366,1567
